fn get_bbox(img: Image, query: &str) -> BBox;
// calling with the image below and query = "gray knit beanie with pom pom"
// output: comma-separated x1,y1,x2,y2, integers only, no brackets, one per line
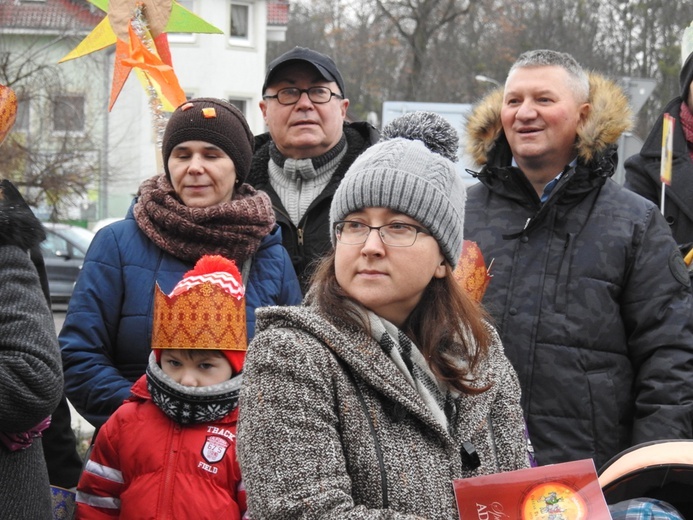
330,111,465,266
379,111,460,162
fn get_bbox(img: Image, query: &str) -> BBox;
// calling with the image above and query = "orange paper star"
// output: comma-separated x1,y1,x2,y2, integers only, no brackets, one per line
59,0,222,111
110,25,186,110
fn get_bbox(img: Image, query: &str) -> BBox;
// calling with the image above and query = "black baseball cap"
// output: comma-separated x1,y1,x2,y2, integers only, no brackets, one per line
262,46,346,97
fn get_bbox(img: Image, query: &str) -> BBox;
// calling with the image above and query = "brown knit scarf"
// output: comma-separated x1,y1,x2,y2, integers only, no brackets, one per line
133,175,276,264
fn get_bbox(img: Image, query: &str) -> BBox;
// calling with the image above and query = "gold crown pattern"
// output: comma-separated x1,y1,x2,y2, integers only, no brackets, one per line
152,279,247,352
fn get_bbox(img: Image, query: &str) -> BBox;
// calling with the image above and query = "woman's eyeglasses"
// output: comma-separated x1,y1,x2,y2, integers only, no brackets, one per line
333,220,430,247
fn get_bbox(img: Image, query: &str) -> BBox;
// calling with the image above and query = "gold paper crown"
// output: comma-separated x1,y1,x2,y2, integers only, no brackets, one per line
151,258,247,352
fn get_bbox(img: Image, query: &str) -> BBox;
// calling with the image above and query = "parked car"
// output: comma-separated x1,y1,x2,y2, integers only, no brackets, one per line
40,223,94,303
91,217,123,233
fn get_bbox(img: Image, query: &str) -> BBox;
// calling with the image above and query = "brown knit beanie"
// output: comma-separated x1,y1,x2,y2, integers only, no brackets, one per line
162,98,254,184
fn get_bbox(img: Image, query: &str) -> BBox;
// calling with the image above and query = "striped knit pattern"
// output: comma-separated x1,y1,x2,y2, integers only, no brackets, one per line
146,353,241,424
268,161,333,226
330,138,466,266
268,143,347,226
170,271,245,298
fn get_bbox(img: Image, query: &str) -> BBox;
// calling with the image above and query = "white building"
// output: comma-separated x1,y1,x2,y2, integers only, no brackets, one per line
2,0,288,220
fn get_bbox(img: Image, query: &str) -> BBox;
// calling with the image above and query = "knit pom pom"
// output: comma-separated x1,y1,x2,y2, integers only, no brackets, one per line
184,255,241,280
380,111,460,162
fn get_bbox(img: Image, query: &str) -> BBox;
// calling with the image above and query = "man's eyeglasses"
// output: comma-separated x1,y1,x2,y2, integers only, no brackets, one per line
263,86,343,106
333,221,430,247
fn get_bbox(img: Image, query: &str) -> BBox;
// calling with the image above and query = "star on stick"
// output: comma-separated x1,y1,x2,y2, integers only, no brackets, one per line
59,0,222,111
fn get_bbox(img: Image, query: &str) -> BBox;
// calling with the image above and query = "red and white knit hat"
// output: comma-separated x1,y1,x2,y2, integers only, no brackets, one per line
151,255,247,374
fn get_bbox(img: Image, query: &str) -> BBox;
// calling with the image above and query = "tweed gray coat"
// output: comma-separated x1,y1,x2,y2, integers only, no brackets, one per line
237,304,530,519
0,183,63,519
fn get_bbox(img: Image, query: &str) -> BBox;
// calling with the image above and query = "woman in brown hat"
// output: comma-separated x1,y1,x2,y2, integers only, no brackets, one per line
60,98,301,430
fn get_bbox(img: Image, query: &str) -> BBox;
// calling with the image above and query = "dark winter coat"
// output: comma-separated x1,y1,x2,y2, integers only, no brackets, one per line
624,52,693,250
247,121,379,292
60,205,302,428
4,181,83,488
464,74,693,469
237,305,531,519
0,180,63,519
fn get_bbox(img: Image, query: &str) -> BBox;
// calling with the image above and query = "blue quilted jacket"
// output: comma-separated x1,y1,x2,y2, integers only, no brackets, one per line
60,209,302,428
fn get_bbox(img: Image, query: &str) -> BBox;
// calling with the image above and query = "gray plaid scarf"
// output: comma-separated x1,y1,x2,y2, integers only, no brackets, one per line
366,311,457,433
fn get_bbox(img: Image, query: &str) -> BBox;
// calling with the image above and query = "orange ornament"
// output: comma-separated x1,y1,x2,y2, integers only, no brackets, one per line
453,240,493,302
521,481,588,520
0,84,17,146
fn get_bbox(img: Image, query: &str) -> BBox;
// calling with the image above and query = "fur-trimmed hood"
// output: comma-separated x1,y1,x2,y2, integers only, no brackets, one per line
465,73,633,167
0,180,45,250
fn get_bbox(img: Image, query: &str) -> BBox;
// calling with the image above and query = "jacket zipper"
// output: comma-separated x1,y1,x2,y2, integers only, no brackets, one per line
159,423,182,519
555,233,574,313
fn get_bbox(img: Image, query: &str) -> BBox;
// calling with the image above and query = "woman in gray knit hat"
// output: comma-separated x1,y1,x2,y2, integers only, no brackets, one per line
237,112,532,519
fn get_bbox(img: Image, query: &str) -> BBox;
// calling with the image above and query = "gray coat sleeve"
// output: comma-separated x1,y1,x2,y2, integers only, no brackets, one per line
0,245,63,433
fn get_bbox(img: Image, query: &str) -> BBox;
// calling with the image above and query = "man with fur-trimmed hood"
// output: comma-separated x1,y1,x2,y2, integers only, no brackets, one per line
463,49,693,470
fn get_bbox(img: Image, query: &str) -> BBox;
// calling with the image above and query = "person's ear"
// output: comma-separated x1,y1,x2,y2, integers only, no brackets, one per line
433,257,447,279
577,102,590,127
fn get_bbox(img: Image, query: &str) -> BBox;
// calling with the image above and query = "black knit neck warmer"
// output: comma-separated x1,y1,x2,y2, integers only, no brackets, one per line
146,354,241,425
269,133,347,169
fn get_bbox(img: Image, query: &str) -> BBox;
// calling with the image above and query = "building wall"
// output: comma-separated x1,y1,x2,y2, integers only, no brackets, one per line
0,32,107,221
1,0,277,221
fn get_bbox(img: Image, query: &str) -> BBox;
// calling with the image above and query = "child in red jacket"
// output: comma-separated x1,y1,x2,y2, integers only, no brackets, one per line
75,255,249,519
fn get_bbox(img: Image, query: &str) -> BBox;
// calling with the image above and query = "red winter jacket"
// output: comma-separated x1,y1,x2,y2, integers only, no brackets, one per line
75,375,246,519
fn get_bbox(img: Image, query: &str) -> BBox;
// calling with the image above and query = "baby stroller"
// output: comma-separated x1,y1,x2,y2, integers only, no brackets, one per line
599,440,693,518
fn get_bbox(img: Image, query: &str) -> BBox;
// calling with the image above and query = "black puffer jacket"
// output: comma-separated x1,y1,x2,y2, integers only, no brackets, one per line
624,52,693,251
463,74,693,469
248,121,379,292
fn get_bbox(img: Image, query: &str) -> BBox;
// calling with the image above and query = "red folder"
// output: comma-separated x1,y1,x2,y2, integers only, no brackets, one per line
453,459,611,519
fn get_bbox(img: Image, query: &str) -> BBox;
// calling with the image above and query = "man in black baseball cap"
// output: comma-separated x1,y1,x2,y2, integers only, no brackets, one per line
262,46,346,98
247,47,379,292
